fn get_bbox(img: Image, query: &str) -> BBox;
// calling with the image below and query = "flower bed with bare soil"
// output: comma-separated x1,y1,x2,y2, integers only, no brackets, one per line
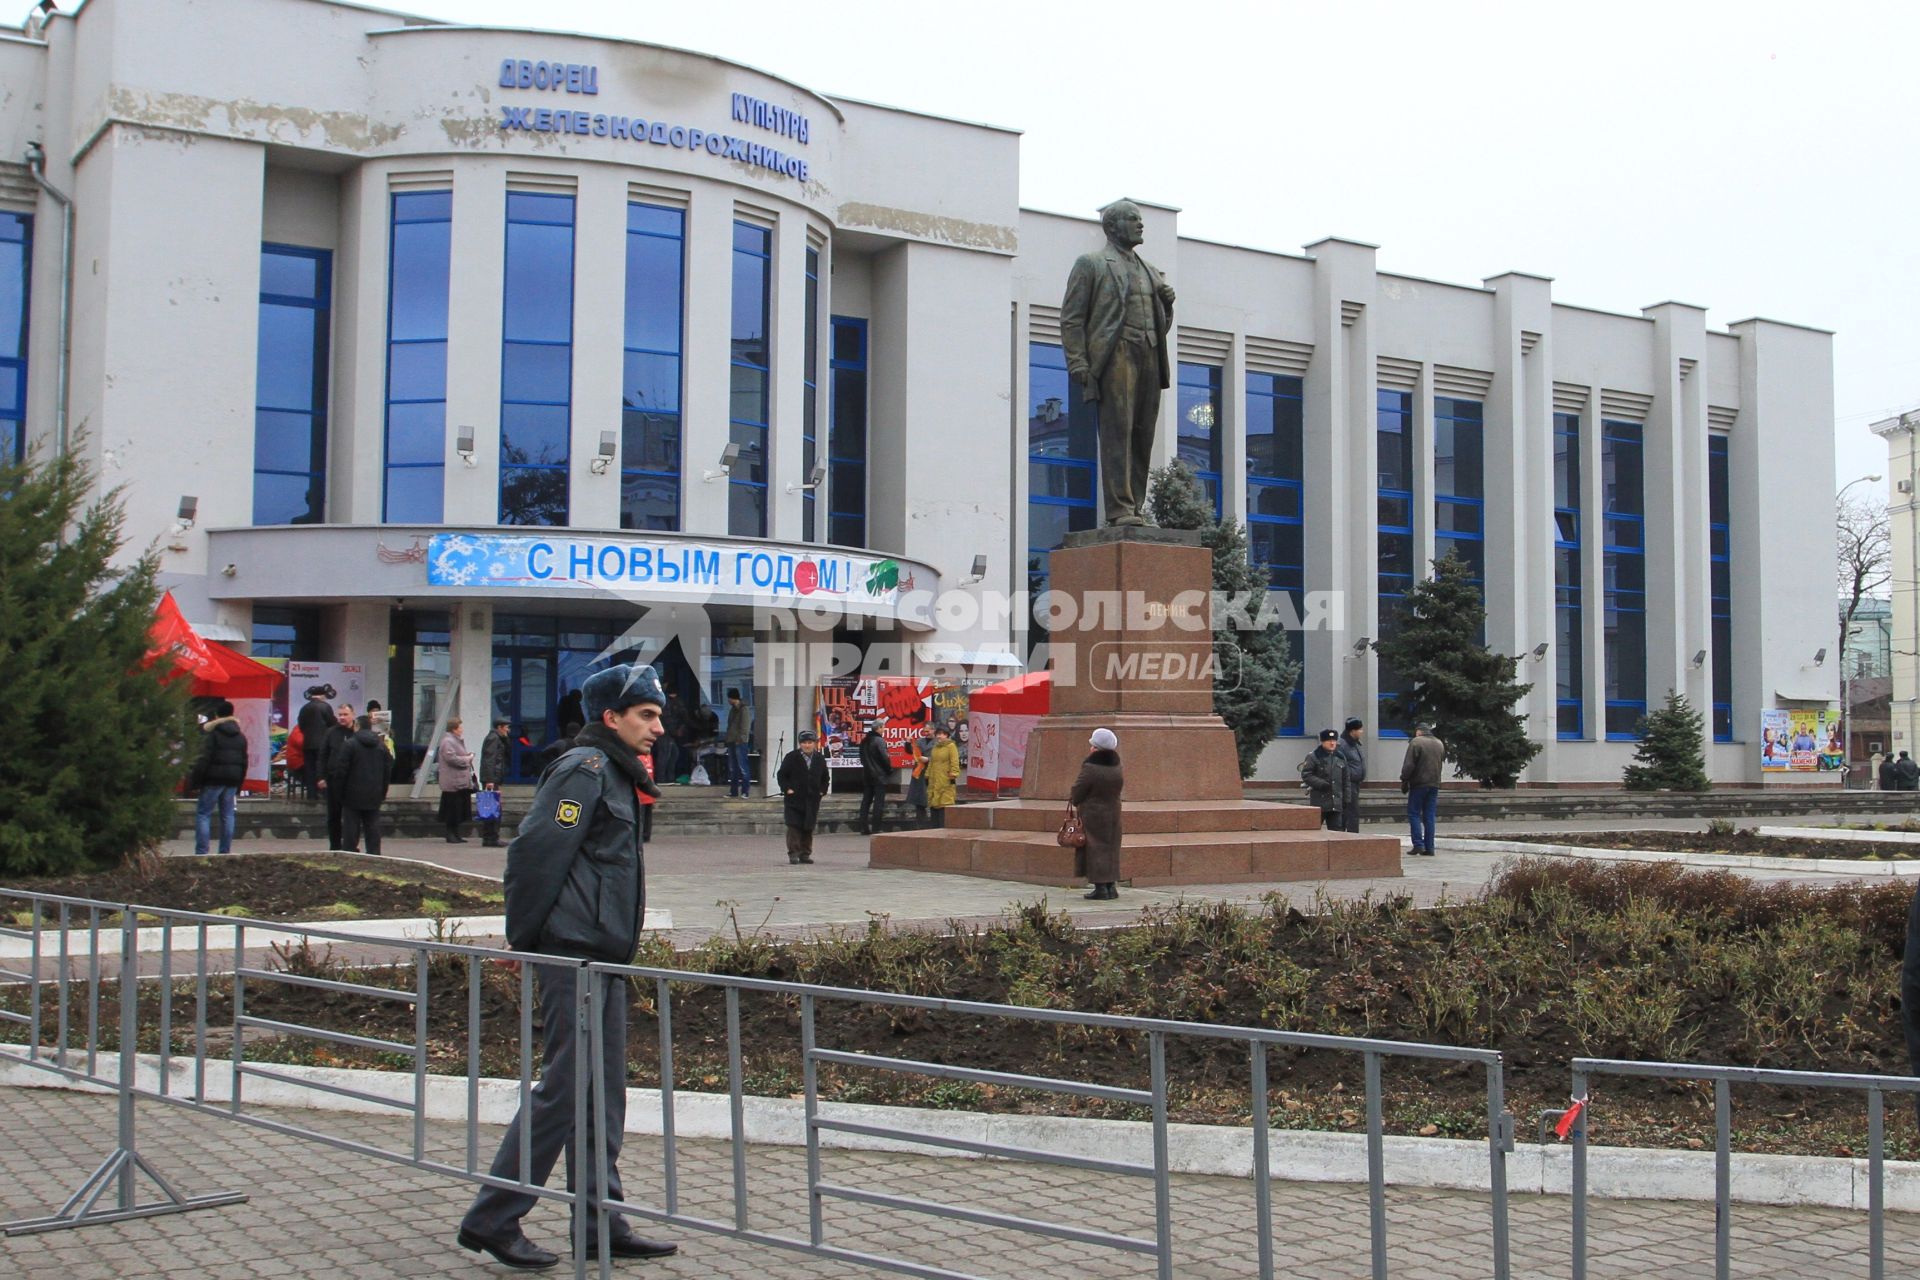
4,859,1915,1158
1,853,504,924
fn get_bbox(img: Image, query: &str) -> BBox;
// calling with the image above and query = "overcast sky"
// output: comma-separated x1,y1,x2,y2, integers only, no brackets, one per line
400,0,1915,490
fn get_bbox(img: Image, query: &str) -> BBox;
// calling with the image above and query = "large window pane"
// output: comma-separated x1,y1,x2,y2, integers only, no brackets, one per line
502,342,572,403
385,464,443,524
388,222,451,341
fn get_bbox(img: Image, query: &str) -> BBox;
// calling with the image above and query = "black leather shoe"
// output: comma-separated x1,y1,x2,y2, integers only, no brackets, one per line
584,1234,679,1261
457,1227,559,1271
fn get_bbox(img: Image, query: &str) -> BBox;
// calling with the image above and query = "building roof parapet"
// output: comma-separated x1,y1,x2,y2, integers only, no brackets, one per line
1304,235,1379,252
826,94,1019,136
1724,315,1837,336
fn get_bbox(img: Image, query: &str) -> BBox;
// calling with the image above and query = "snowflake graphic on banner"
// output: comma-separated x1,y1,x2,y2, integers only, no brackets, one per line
428,535,529,586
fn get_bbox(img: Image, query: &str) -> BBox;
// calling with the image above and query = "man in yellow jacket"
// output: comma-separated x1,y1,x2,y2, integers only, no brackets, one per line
926,724,962,827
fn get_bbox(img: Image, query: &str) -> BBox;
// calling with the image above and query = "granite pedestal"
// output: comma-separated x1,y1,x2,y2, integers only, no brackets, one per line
871,530,1402,886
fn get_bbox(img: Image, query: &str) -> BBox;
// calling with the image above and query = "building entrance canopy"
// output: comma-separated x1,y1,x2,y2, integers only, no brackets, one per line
206,525,941,627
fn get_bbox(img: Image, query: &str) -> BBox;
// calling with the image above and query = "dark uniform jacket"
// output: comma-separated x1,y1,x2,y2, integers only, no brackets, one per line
1300,747,1349,816
777,748,830,831
503,724,660,963
1882,758,1900,791
328,729,392,810
1068,748,1125,883
191,717,249,789
317,722,354,789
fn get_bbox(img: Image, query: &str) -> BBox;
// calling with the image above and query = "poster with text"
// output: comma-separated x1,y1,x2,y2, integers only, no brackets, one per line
816,677,965,768
285,662,367,727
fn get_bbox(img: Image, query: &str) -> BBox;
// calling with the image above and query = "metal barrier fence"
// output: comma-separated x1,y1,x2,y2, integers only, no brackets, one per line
0,886,1521,1277
1563,1058,1920,1280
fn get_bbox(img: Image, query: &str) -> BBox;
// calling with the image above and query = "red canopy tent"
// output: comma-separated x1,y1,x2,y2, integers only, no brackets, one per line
149,592,284,791
965,670,1050,795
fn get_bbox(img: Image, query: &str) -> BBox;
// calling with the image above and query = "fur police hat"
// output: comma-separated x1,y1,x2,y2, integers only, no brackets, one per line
582,663,666,724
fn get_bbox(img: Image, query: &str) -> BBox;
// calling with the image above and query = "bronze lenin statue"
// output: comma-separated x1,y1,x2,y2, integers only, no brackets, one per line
1060,199,1176,526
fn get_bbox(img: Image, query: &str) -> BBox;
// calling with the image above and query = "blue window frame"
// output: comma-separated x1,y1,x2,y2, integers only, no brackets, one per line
1028,341,1098,653
802,247,819,542
0,211,29,467
1554,412,1584,739
729,221,771,538
383,191,451,523
621,201,683,531
1433,397,1485,600
1376,389,1415,736
1709,434,1733,741
253,244,330,525
1247,371,1305,735
500,192,574,526
1602,418,1647,738
1177,361,1223,515
829,316,868,548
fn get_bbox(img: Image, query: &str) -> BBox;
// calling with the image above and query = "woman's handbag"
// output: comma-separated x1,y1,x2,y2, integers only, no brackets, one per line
1056,803,1088,849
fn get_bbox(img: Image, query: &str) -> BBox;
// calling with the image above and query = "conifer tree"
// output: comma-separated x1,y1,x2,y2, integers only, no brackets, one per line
1145,462,1299,775
1374,551,1541,788
1621,690,1711,792
0,445,186,874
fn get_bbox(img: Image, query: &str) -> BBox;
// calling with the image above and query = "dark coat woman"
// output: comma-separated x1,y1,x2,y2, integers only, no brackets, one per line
1069,730,1125,900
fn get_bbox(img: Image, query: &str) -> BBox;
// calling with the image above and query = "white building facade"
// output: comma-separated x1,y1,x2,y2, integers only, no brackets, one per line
0,0,1836,785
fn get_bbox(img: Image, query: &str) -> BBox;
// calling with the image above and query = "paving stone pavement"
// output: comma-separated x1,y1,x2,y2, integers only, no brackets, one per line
4,1088,1918,1278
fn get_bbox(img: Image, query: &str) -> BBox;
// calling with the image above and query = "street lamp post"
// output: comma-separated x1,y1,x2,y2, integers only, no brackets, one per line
1839,472,1884,783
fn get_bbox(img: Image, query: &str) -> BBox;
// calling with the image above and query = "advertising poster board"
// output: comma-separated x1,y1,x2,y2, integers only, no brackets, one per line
285,662,367,726
1760,707,1842,772
815,677,974,769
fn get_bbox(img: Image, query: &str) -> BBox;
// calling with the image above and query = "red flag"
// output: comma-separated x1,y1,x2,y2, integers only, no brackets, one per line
1554,1097,1587,1140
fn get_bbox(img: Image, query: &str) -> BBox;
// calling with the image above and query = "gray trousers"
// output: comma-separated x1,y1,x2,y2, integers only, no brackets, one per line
1095,335,1161,523
462,965,629,1239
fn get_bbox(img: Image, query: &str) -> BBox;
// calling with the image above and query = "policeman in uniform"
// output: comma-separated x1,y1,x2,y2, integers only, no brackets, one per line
457,664,677,1271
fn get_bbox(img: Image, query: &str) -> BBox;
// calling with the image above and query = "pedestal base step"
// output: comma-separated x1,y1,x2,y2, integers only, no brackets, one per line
869,827,1402,887
946,798,1325,834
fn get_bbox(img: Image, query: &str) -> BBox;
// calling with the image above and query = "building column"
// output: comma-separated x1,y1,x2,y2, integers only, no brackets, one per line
449,601,494,734
569,167,626,531
442,164,506,526
1302,238,1378,739
1642,302,1710,715
1485,273,1556,773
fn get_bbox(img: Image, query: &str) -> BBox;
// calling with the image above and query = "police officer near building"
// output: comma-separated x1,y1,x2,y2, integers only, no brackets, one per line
457,664,677,1271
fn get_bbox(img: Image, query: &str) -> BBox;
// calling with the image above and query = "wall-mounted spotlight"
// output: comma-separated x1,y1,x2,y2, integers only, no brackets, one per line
1530,642,1550,661
962,553,988,585
1690,649,1707,670
221,563,237,578
1351,636,1371,655
175,495,198,528
786,462,828,495
589,430,616,475
1813,648,1828,667
704,442,742,483
456,425,477,467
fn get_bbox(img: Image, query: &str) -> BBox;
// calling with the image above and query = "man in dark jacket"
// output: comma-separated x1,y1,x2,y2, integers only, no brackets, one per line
1882,754,1901,792
857,718,891,835
1299,729,1348,830
459,664,676,1271
1335,717,1367,833
1400,722,1447,856
1899,752,1920,791
294,684,335,800
327,715,390,856
777,730,831,863
190,701,249,855
478,716,511,847
314,703,355,851
724,688,753,797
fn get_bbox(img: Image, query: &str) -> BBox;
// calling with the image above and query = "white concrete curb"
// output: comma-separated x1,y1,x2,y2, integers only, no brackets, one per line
1755,825,1920,846
1439,836,1920,877
0,909,672,961
4,1049,1909,1211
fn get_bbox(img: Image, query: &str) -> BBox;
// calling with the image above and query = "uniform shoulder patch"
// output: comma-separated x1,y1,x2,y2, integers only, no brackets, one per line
555,799,583,828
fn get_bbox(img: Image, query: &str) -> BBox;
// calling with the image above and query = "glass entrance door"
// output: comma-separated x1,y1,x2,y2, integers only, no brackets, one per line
492,651,553,781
